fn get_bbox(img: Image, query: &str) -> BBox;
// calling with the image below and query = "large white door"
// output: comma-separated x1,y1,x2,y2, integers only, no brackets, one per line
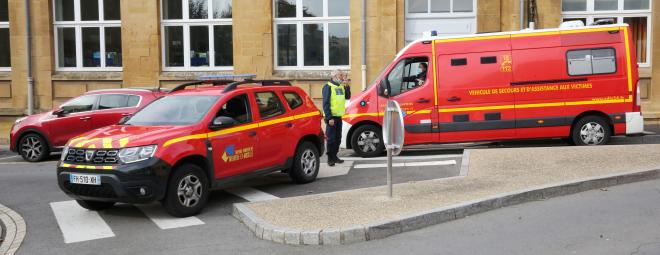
405,0,477,43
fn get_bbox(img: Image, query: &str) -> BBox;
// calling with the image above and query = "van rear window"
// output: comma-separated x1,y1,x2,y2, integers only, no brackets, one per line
481,56,497,64
567,48,616,76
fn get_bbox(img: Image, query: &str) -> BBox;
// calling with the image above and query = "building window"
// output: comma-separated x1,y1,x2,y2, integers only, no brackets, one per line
0,0,10,70
161,0,233,71
53,0,122,71
404,0,477,43
561,0,651,66
273,0,350,70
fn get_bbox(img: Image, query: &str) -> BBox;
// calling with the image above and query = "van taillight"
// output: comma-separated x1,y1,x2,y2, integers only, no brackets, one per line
634,80,641,112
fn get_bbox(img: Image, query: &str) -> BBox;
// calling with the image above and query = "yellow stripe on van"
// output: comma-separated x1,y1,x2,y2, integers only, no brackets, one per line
68,137,87,146
439,105,515,113
102,138,113,149
623,27,634,94
119,137,129,147
162,133,209,148
432,39,439,106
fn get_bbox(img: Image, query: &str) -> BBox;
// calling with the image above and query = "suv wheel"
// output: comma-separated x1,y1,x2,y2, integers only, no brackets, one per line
289,141,320,184
572,116,611,146
19,133,50,162
76,200,115,211
162,164,209,217
351,125,385,158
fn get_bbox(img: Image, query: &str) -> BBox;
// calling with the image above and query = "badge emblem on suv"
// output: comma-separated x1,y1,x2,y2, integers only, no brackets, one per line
85,150,95,162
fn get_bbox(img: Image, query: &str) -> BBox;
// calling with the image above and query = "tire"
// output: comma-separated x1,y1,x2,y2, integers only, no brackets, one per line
350,125,385,158
19,133,50,162
571,116,611,146
289,141,320,184
162,164,210,217
76,200,115,211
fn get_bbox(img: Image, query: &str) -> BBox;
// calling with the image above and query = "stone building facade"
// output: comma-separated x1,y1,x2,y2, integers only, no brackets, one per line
0,0,657,143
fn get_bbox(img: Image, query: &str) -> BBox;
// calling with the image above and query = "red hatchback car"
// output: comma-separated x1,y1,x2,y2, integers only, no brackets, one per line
10,88,166,162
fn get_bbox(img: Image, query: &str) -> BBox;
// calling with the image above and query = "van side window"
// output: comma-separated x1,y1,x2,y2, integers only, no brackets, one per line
481,56,497,64
567,48,616,76
283,92,304,110
451,58,467,66
255,91,285,119
384,57,429,97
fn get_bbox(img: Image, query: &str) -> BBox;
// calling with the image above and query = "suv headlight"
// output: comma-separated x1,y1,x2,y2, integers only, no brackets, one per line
118,145,157,164
60,146,69,162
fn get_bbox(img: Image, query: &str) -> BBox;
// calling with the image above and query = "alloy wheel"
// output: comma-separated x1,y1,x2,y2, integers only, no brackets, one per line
21,136,43,161
580,122,605,145
356,131,380,153
300,149,317,176
177,174,203,208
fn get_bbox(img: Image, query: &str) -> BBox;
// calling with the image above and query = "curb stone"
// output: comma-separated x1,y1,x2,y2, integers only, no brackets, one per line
232,168,660,246
0,204,26,255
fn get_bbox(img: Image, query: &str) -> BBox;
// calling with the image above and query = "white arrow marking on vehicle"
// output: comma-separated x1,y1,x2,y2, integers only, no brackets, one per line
135,204,204,230
353,160,457,169
50,200,115,244
225,187,279,202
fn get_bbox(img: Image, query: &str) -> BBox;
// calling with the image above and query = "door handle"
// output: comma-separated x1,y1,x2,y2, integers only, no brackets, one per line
284,123,293,128
447,96,461,102
247,131,257,137
416,98,431,103
80,117,91,121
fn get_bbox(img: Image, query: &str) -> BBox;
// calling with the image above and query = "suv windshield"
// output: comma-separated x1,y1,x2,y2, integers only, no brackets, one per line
125,95,219,126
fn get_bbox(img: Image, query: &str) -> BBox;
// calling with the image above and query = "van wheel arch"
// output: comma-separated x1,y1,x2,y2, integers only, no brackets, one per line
346,120,382,150
16,129,52,152
170,155,212,189
570,111,614,138
296,134,324,156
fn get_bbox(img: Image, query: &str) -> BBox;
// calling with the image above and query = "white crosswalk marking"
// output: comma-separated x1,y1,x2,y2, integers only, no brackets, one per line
50,201,115,244
340,154,462,161
136,204,204,230
225,187,279,202
353,160,457,169
317,161,353,179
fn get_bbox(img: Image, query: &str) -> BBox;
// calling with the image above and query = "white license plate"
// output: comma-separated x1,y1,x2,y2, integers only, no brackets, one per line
70,174,101,186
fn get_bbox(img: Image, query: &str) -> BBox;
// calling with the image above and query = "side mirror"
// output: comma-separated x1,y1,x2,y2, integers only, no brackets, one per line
209,116,238,131
378,79,391,98
53,109,65,117
118,116,131,125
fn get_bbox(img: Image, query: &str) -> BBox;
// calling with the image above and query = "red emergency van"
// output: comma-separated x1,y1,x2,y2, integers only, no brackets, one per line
342,24,644,157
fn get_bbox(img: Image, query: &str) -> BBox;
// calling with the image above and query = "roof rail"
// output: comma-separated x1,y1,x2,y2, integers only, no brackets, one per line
169,80,236,93
222,79,292,93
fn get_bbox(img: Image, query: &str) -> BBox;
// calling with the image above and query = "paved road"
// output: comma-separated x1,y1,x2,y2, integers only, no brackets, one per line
0,136,659,254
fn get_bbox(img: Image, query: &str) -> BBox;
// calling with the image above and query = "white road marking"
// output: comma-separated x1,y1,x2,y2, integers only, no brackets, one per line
340,154,462,161
50,200,115,244
353,160,457,169
136,204,204,230
317,161,353,179
0,155,20,160
225,187,279,202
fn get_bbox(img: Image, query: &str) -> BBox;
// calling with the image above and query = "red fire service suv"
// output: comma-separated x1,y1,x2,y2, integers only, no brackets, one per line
342,24,645,157
57,78,324,217
10,88,165,162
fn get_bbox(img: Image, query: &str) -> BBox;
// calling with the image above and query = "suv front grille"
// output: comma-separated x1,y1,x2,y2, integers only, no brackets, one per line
63,182,117,198
64,148,119,164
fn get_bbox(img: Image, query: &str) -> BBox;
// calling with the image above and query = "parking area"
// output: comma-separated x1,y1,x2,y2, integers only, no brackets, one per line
1,135,660,254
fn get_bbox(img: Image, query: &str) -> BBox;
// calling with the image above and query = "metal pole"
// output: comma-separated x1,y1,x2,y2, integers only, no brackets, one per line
387,147,393,198
361,0,367,91
520,0,525,30
25,0,33,115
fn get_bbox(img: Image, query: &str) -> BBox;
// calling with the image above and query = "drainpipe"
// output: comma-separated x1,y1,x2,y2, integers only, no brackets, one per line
520,0,525,30
361,0,367,91
25,0,34,115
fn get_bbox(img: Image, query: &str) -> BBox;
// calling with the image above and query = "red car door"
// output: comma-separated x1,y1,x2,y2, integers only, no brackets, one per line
209,94,261,178
48,94,99,147
92,94,142,129
252,90,292,169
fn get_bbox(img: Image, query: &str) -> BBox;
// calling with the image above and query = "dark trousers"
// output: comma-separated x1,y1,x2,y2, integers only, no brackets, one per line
325,117,343,161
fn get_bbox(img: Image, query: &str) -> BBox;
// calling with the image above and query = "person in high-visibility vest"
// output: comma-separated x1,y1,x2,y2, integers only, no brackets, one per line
322,70,351,166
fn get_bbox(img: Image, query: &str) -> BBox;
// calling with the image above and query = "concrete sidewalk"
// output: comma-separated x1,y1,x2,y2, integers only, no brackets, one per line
234,144,660,245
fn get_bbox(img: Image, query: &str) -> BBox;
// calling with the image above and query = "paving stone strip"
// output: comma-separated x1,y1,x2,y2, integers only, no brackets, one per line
233,144,660,245
0,203,26,255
